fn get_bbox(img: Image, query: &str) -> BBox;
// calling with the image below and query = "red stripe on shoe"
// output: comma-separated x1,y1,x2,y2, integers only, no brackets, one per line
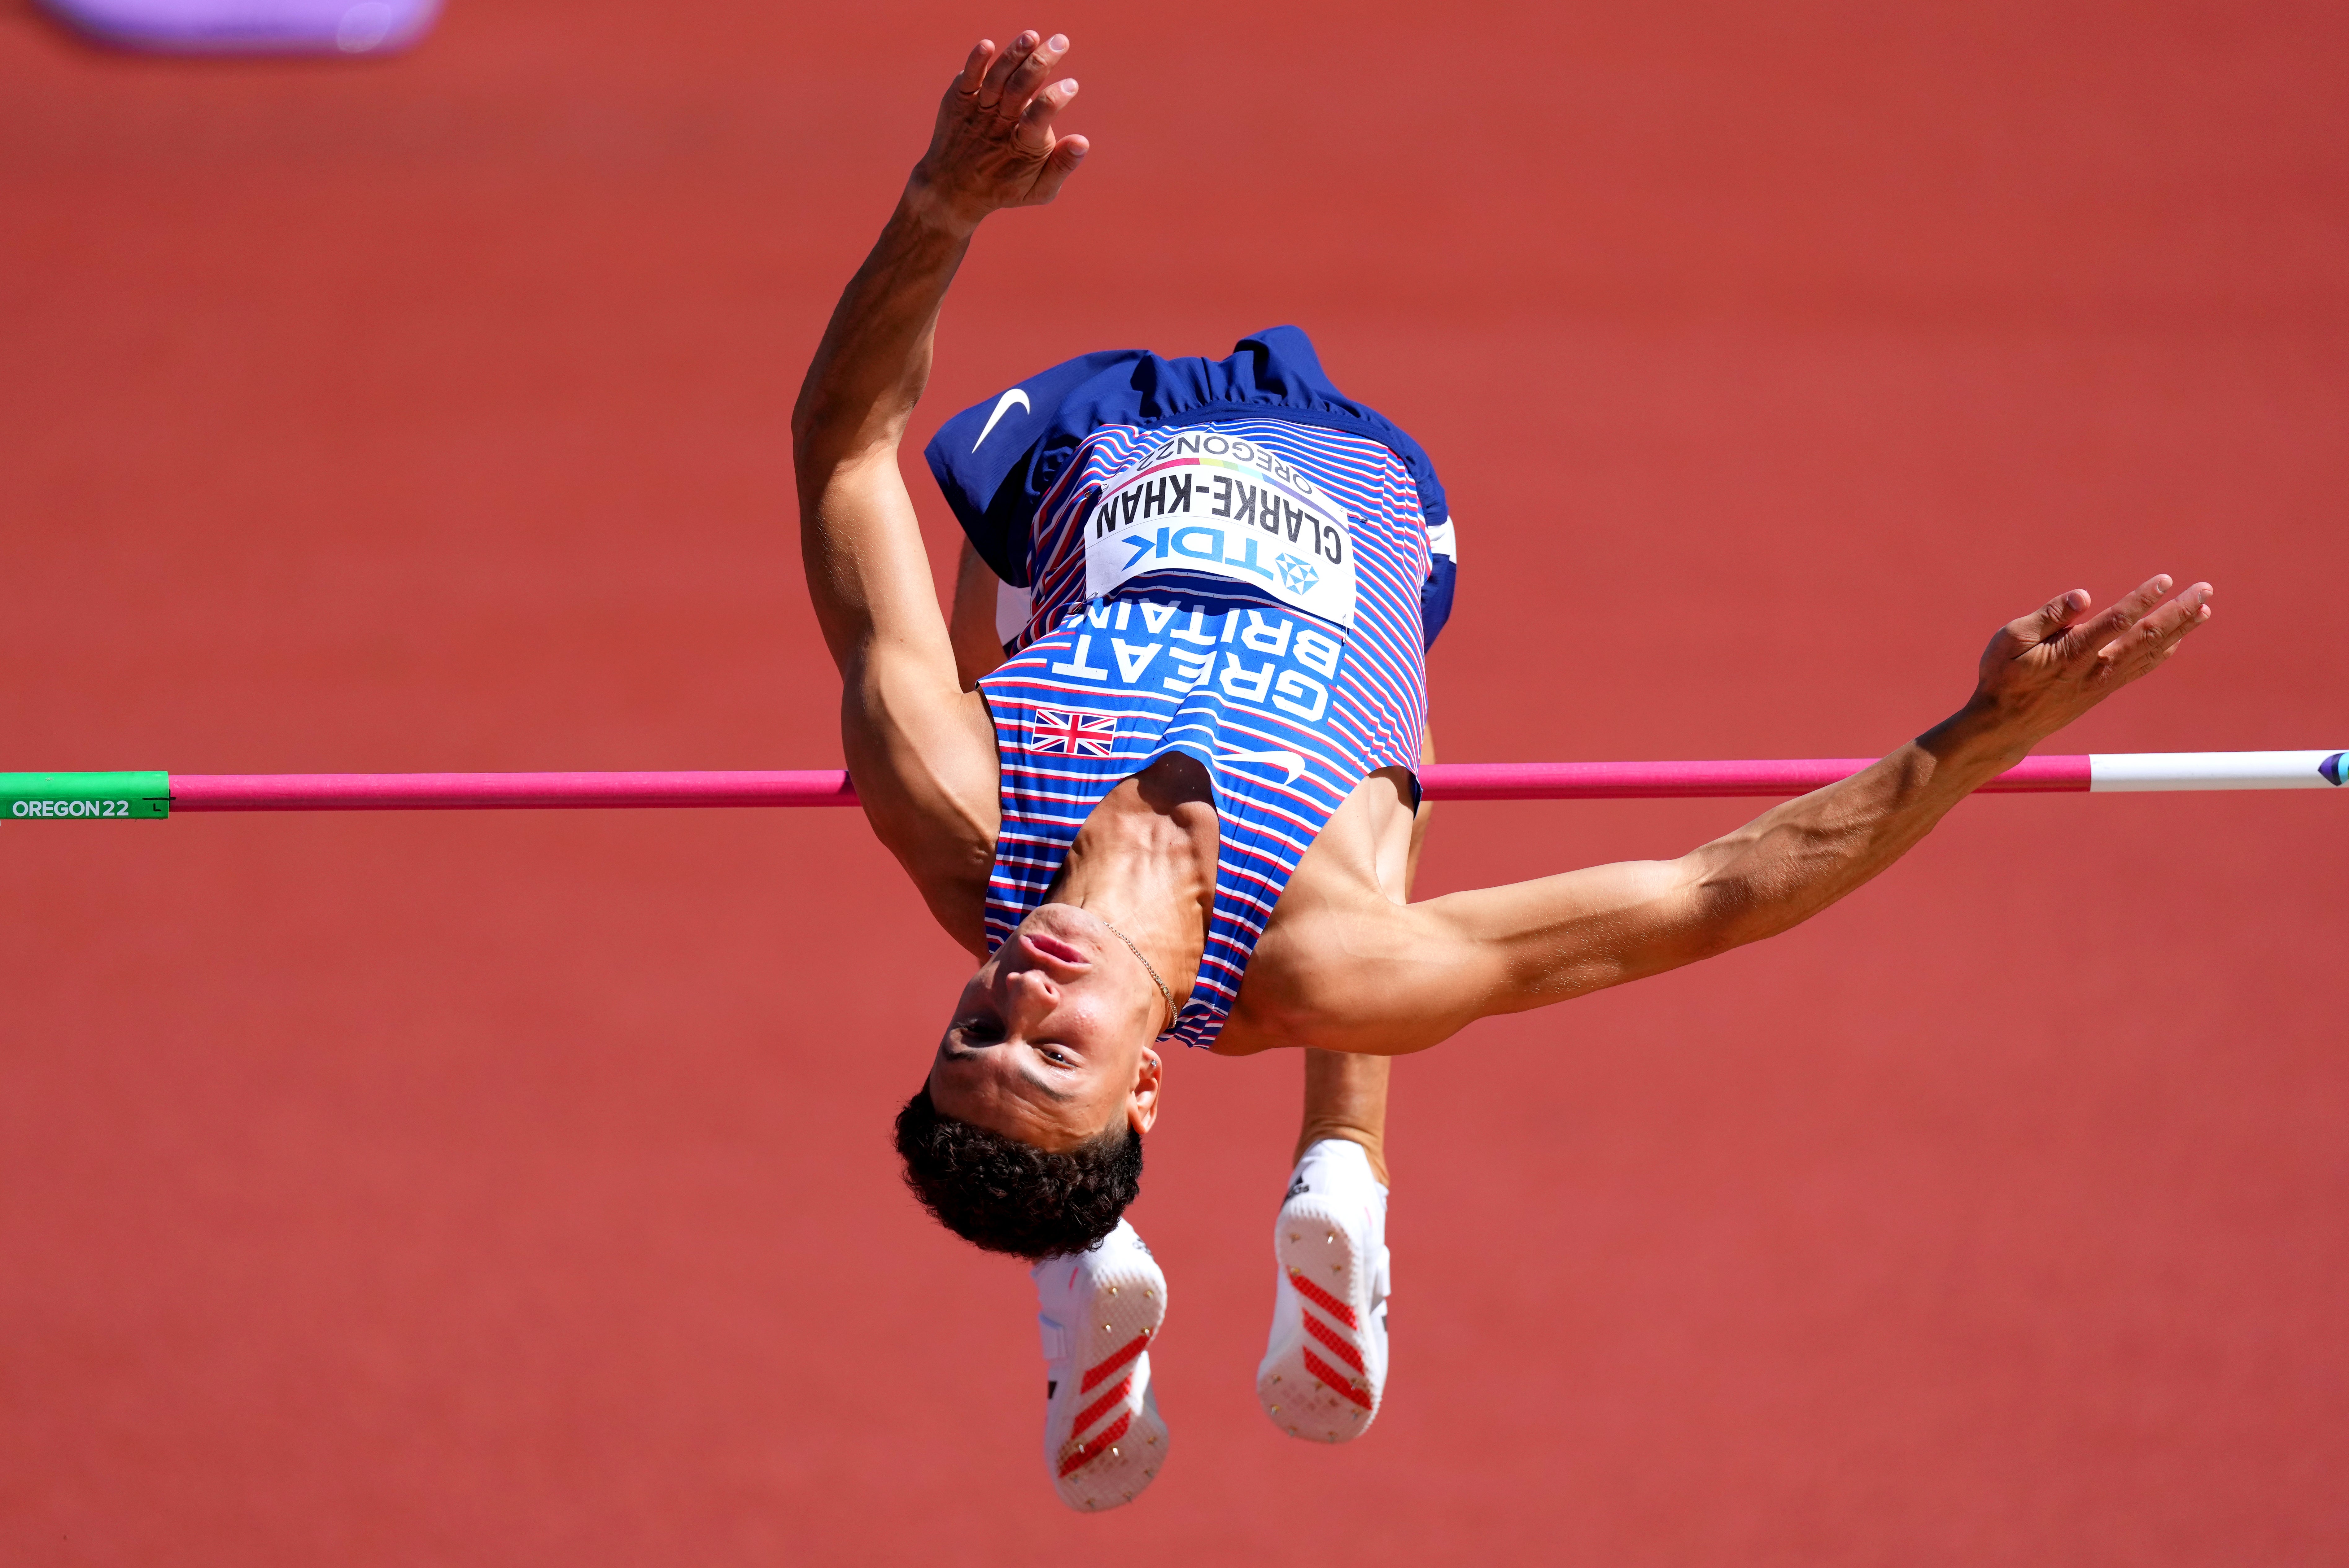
1058,1409,1133,1477
1303,1347,1374,1410
1080,1330,1151,1393
1073,1373,1133,1437
1303,1308,1365,1373
1287,1268,1358,1330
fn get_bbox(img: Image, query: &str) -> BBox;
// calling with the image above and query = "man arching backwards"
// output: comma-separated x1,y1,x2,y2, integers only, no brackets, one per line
790,29,2213,1511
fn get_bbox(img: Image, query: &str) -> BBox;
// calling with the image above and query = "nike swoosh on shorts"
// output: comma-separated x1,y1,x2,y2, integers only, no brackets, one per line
972,387,1032,450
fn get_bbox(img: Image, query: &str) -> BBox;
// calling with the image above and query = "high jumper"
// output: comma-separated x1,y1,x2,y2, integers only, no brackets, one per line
790,28,2212,1509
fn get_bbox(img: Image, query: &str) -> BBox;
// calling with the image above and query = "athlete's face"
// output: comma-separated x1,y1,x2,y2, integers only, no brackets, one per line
928,905,1165,1151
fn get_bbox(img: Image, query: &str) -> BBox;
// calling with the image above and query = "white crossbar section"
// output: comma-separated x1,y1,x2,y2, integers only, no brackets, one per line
2090,750,2348,792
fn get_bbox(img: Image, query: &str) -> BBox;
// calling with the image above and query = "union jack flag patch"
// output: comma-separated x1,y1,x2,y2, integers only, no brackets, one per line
1028,708,1119,758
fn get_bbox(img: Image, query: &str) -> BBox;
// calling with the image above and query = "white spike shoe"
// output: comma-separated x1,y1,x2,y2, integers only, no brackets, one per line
1035,1219,1170,1510
1256,1138,1390,1443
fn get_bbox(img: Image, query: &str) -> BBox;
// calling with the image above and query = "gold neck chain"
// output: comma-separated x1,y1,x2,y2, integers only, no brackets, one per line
1096,915,1177,1037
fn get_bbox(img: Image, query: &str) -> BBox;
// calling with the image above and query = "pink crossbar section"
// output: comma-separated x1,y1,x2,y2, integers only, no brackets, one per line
167,757,2092,811
170,770,860,811
1422,754,2092,801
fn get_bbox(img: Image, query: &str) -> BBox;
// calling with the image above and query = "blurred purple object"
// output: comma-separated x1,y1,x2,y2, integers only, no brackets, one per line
39,0,441,54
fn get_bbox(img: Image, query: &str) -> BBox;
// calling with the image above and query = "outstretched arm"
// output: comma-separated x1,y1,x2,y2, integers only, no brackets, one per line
791,31,1087,950
1309,577,2215,1054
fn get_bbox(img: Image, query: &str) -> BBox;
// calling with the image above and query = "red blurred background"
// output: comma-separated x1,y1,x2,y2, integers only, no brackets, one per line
3,2,2344,1562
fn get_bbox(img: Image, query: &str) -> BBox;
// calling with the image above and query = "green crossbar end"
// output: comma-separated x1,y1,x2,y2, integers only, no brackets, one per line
1,771,171,820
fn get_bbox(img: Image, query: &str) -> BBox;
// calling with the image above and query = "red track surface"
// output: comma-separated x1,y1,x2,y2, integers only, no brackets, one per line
3,3,2345,1562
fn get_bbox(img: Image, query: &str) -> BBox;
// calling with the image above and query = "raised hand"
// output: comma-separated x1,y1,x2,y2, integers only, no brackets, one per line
1964,574,2215,748
907,32,1089,235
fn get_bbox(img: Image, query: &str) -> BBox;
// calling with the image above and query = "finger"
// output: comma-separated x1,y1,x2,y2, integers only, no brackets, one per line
2059,573,2172,661
998,31,1068,118
2152,579,2213,634
955,38,994,95
2089,582,2212,689
1025,131,1089,203
2109,582,2214,663
1015,77,1078,151
2073,573,2174,656
2161,590,2214,653
2011,588,2091,647
977,29,1040,106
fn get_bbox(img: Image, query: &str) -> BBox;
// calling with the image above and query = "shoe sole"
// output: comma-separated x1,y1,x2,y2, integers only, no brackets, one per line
1046,1251,1170,1511
1257,1195,1380,1443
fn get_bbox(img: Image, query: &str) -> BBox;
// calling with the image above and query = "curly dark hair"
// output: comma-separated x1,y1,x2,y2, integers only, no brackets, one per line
893,1084,1144,1260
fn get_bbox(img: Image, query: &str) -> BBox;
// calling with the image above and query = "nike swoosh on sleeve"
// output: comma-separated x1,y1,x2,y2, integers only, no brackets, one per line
1219,749,1308,783
972,387,1032,451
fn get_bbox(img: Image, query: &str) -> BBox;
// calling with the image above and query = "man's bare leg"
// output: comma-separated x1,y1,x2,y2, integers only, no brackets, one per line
1292,722,1428,1187
1297,1049,1391,1184
1259,728,1428,1441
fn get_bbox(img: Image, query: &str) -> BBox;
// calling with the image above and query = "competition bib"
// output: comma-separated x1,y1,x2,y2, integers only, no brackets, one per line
1082,430,1357,628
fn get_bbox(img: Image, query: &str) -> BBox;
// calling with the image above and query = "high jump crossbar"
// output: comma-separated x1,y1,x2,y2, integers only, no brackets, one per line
3,752,2343,819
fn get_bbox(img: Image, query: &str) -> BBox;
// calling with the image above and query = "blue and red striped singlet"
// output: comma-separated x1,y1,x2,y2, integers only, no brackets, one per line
925,330,1457,1050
